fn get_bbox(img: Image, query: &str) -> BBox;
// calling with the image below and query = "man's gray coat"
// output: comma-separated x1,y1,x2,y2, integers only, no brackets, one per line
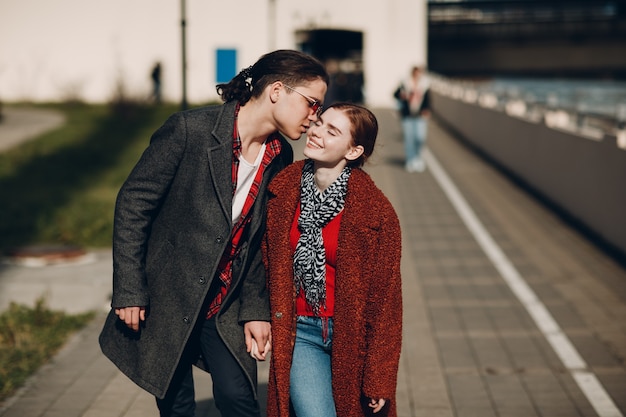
99,101,293,399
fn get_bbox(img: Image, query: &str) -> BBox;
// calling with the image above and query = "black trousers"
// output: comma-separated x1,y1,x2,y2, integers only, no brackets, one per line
156,317,260,417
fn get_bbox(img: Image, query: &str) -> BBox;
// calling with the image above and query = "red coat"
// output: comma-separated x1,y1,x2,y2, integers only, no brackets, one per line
263,160,403,417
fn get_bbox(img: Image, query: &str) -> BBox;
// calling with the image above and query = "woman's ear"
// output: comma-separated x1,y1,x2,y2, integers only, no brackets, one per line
345,145,365,162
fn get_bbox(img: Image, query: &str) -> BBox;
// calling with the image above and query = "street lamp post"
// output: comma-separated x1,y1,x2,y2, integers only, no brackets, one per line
269,0,276,50
180,0,188,110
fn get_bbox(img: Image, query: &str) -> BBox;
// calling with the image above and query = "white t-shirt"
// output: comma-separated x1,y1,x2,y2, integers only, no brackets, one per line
232,143,266,224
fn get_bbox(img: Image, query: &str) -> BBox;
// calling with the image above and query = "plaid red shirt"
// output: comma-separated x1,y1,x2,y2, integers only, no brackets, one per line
206,106,282,318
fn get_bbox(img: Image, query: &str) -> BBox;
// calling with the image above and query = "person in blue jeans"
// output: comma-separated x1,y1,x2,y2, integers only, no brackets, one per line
262,103,403,417
394,66,431,173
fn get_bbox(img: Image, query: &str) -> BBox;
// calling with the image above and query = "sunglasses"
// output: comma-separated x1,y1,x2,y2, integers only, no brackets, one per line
284,84,322,116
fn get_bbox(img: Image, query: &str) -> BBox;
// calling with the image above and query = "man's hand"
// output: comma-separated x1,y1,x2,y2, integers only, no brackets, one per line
115,306,146,332
244,321,271,361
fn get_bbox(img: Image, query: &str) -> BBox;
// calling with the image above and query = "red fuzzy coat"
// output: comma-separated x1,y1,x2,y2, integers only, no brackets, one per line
262,160,403,417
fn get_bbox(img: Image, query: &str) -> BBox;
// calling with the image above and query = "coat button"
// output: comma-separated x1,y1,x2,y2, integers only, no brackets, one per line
198,276,206,284
215,236,224,244
183,316,190,324
275,312,283,319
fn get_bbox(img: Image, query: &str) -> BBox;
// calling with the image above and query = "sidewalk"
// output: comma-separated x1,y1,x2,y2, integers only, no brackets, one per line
0,106,65,153
0,107,625,417
0,106,108,314
0,249,112,314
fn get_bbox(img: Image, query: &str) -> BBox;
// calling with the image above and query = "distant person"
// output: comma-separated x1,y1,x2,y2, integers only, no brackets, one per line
263,103,403,417
151,62,162,104
394,66,430,172
99,49,328,417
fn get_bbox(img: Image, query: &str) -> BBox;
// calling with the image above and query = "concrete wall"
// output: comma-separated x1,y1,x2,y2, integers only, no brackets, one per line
430,91,626,259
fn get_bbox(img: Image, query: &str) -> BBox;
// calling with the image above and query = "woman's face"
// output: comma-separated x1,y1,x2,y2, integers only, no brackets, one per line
303,107,362,168
275,78,327,140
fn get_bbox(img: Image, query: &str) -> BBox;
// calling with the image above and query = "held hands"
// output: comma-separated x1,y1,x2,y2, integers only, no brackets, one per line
115,306,146,332
368,398,386,413
249,339,272,361
244,321,272,361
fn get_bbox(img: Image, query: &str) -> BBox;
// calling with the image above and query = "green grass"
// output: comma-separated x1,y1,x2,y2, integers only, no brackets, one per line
0,101,182,404
0,299,95,403
0,102,179,252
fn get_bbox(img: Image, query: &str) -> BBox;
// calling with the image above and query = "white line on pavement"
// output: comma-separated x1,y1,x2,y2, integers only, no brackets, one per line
423,148,623,417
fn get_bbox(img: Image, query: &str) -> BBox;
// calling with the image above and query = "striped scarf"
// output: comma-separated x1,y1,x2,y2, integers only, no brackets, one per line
293,159,351,315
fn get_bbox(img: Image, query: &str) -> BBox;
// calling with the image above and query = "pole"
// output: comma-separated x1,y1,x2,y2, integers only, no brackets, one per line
180,0,188,110
268,0,276,50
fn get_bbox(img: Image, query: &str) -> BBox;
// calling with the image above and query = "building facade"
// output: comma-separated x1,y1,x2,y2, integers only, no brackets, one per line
0,0,426,107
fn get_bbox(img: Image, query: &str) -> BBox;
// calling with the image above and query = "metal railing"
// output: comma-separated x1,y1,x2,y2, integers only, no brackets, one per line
430,74,626,148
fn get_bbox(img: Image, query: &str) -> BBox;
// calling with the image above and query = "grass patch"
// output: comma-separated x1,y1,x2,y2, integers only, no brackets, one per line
0,102,179,252
0,298,95,403
0,101,196,402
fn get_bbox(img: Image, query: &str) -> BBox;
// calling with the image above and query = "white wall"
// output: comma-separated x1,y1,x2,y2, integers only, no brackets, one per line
2,0,179,102
0,0,425,107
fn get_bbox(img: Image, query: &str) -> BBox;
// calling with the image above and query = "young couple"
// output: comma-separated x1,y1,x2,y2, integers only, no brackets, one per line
99,49,402,417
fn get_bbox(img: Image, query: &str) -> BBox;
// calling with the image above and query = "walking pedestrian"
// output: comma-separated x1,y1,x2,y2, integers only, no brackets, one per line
151,62,162,104
394,66,430,172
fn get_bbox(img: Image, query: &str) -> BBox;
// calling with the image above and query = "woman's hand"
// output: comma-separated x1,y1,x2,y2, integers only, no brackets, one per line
248,338,272,361
244,321,272,361
368,398,386,413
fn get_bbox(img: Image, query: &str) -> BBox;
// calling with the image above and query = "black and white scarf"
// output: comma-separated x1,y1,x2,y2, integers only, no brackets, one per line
293,159,352,315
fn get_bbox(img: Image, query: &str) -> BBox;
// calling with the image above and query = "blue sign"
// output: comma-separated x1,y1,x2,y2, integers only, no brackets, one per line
216,49,237,84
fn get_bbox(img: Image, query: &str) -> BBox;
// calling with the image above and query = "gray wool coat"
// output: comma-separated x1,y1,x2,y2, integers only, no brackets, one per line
98,101,293,399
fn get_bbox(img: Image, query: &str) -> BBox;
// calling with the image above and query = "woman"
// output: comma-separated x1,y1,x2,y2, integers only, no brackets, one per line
262,103,403,417
99,49,328,417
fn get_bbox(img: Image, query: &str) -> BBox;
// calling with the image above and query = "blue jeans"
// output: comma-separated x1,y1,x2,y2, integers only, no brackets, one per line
402,116,427,164
290,316,336,417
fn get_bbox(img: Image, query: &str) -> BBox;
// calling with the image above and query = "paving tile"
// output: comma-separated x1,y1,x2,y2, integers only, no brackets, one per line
569,335,624,368
470,336,515,371
447,374,497,417
500,334,553,370
436,336,477,369
596,373,626,413
486,374,538,417
81,372,143,417
522,373,597,417
429,306,464,333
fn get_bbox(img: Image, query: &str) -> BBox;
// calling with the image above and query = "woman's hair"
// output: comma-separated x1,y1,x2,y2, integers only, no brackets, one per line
216,49,329,104
326,102,378,168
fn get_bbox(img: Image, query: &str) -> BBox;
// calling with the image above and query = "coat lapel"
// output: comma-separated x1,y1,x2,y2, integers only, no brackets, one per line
207,103,236,224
